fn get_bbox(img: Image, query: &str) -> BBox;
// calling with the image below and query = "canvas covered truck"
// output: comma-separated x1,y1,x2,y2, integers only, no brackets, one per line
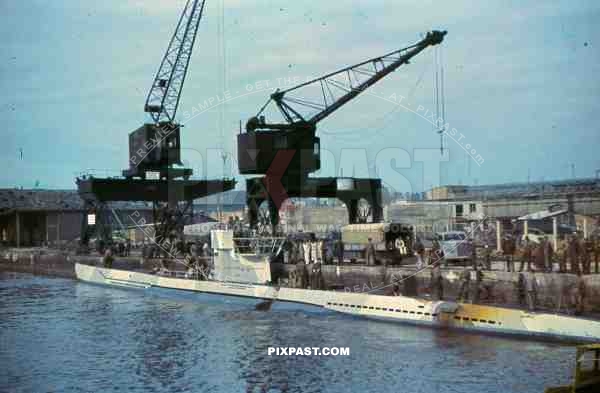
341,223,413,265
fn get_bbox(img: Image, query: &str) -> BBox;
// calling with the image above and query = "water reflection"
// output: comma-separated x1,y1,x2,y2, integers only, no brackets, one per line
1,274,577,393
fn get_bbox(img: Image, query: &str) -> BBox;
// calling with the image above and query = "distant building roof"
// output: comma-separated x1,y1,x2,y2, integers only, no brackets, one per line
0,189,84,213
0,189,153,213
0,188,245,215
426,177,600,201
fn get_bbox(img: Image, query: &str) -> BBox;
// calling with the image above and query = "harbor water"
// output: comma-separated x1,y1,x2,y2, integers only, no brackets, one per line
0,272,575,392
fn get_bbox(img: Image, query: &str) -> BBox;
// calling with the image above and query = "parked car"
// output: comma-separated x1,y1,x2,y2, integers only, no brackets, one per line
436,231,472,262
519,228,547,245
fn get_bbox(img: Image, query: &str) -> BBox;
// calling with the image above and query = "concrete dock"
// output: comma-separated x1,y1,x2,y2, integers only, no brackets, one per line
2,248,599,316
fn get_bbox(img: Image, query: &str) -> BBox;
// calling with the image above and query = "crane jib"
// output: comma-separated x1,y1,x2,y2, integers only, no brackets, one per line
254,30,447,128
143,0,207,125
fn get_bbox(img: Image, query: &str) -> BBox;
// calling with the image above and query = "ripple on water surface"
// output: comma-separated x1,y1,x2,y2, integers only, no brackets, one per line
0,272,575,392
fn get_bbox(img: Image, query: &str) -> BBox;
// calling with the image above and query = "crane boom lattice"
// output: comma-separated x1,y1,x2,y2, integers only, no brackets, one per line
144,0,207,124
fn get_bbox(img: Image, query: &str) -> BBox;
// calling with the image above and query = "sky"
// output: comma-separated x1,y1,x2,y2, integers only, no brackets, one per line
1,0,599,195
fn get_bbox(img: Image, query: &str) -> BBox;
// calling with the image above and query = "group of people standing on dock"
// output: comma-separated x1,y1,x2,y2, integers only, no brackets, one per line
284,234,344,266
501,233,600,274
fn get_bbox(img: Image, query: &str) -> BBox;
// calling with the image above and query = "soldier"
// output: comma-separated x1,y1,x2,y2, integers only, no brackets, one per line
431,238,443,266
334,238,344,265
483,243,492,270
582,237,593,275
140,243,149,267
294,240,304,264
543,237,554,272
534,241,545,272
571,271,586,315
288,269,297,288
392,281,401,296
102,248,114,269
430,261,444,300
302,240,311,265
525,273,537,311
366,237,376,266
558,238,568,273
316,238,324,264
190,241,199,260
414,237,425,270
117,241,125,257
310,235,319,264
517,273,527,307
457,267,470,302
567,235,580,274
503,235,516,272
471,266,484,304
312,263,323,290
184,253,197,279
519,236,532,272
594,236,600,274
295,262,307,289
470,239,478,270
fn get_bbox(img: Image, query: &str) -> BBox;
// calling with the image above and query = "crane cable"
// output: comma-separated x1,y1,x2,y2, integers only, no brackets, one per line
433,45,446,156
319,53,434,140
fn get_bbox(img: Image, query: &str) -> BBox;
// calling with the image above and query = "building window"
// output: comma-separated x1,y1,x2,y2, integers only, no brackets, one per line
456,204,464,217
469,203,476,213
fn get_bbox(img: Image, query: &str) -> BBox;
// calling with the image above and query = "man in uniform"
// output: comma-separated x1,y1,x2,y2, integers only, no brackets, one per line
471,266,485,304
366,237,376,266
482,243,492,270
392,281,401,296
414,237,425,270
558,238,568,273
582,237,593,275
457,267,471,302
296,261,307,289
503,235,515,272
525,272,537,311
571,271,587,315
594,236,600,274
334,238,344,265
543,236,554,272
470,238,478,270
534,241,545,272
103,248,114,269
517,273,527,307
431,238,443,266
430,261,444,300
302,240,311,265
519,236,532,272
311,262,323,290
288,269,297,288
567,235,580,274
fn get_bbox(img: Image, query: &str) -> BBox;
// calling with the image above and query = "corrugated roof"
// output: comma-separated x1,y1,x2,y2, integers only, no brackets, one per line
0,189,243,214
0,189,153,213
0,189,83,212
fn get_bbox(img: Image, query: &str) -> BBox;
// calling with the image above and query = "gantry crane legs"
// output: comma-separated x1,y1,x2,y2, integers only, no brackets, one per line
77,0,236,252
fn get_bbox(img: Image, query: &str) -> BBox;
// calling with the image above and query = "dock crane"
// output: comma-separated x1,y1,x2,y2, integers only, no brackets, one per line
123,0,208,180
238,30,446,232
77,0,236,250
